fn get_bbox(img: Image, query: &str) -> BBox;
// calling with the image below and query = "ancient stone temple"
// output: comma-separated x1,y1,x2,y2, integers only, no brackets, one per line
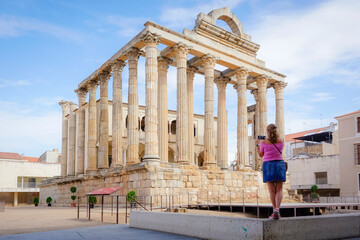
40,7,288,205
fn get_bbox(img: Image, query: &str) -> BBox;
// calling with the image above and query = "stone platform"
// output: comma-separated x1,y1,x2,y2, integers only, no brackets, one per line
129,211,360,240
39,163,291,206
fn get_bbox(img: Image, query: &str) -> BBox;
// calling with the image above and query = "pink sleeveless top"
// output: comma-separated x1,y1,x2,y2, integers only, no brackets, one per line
260,142,284,162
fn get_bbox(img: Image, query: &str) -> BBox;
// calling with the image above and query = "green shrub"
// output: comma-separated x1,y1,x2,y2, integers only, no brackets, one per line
70,186,77,193
46,197,52,204
71,195,76,201
311,185,318,193
33,197,39,205
88,196,97,204
127,190,137,203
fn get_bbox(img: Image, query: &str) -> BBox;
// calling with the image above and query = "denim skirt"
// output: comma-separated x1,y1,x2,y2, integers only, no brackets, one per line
262,160,286,183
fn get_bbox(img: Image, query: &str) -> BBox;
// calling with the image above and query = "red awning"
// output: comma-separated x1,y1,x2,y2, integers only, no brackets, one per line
87,187,121,196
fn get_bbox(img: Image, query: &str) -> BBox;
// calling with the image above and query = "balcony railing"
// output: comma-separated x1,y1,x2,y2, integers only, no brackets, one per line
17,182,37,189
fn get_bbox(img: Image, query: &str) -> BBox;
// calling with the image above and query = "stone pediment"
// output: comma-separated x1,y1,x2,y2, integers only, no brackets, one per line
192,7,259,57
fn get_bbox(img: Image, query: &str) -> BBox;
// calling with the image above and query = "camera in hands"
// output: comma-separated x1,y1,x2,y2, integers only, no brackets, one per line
257,135,266,140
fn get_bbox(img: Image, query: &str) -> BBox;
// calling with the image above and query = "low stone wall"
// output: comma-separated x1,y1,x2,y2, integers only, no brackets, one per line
39,162,291,205
129,211,360,240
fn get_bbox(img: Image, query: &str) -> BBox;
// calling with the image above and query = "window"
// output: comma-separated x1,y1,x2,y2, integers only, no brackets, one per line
315,172,327,184
357,117,360,133
355,144,360,165
249,153,253,165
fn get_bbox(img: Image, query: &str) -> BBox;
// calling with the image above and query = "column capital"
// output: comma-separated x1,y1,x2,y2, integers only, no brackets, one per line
99,71,110,85
187,66,198,80
111,60,127,74
255,74,269,88
235,67,249,83
251,89,259,101
76,88,87,106
173,42,192,59
201,54,218,69
158,56,173,71
125,47,143,61
273,81,287,93
59,100,72,112
141,31,160,46
86,80,98,91
214,77,230,89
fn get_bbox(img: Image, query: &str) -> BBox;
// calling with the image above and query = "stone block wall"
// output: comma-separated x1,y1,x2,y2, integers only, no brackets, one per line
39,163,290,206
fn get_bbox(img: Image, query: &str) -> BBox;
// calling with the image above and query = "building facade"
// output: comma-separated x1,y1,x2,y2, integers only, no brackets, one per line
0,152,60,206
335,110,360,196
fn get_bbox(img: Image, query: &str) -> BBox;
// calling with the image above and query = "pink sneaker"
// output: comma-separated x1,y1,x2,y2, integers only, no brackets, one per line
273,209,281,220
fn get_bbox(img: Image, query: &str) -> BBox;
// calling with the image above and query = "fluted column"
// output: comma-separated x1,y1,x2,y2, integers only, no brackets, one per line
76,88,87,175
59,101,71,176
273,82,287,139
274,81,287,159
67,102,78,176
126,47,142,165
215,77,229,169
202,54,217,167
158,57,172,162
87,80,98,172
111,60,126,168
142,32,160,162
98,71,110,169
251,89,261,170
187,66,197,165
234,68,249,170
173,43,191,164
256,75,268,138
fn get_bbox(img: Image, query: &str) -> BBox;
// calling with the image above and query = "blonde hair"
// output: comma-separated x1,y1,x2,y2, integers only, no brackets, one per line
267,123,280,144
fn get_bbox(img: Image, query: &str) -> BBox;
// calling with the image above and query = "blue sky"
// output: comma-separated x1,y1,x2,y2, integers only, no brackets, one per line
0,0,359,158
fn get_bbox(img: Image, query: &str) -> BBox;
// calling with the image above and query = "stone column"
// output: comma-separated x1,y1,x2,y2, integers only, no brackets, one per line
86,80,98,172
126,47,142,165
274,81,287,159
174,43,191,165
59,100,70,176
251,89,261,170
234,68,249,170
187,66,197,165
158,57,172,163
256,75,268,138
215,77,229,170
14,192,18,207
75,88,87,175
111,60,127,168
273,82,287,139
67,102,78,176
142,32,160,163
202,54,217,167
98,71,110,169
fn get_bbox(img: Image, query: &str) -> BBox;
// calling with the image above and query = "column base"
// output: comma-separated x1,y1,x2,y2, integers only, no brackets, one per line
141,155,160,166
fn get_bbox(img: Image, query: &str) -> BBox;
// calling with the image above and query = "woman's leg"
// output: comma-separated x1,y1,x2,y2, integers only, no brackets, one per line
266,182,276,210
275,181,283,209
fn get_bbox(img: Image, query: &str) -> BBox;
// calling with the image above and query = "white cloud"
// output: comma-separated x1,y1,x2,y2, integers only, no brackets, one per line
0,14,84,42
310,92,335,102
106,15,147,38
249,0,360,90
159,0,244,29
0,101,61,156
0,79,32,88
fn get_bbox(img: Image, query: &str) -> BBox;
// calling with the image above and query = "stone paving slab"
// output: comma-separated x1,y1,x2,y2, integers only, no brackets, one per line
0,225,198,240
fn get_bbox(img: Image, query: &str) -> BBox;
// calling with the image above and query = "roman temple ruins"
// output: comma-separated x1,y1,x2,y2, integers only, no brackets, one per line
40,7,289,205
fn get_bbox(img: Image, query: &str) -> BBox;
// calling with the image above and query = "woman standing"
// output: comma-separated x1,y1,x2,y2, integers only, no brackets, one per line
256,123,286,220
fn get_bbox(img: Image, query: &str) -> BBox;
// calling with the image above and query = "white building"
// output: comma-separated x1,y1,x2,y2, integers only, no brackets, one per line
0,151,61,206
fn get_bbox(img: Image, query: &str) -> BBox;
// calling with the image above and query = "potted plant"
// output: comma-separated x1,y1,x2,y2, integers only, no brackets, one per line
33,197,39,207
46,197,52,207
70,186,77,207
310,185,319,202
88,196,97,208
127,190,137,208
